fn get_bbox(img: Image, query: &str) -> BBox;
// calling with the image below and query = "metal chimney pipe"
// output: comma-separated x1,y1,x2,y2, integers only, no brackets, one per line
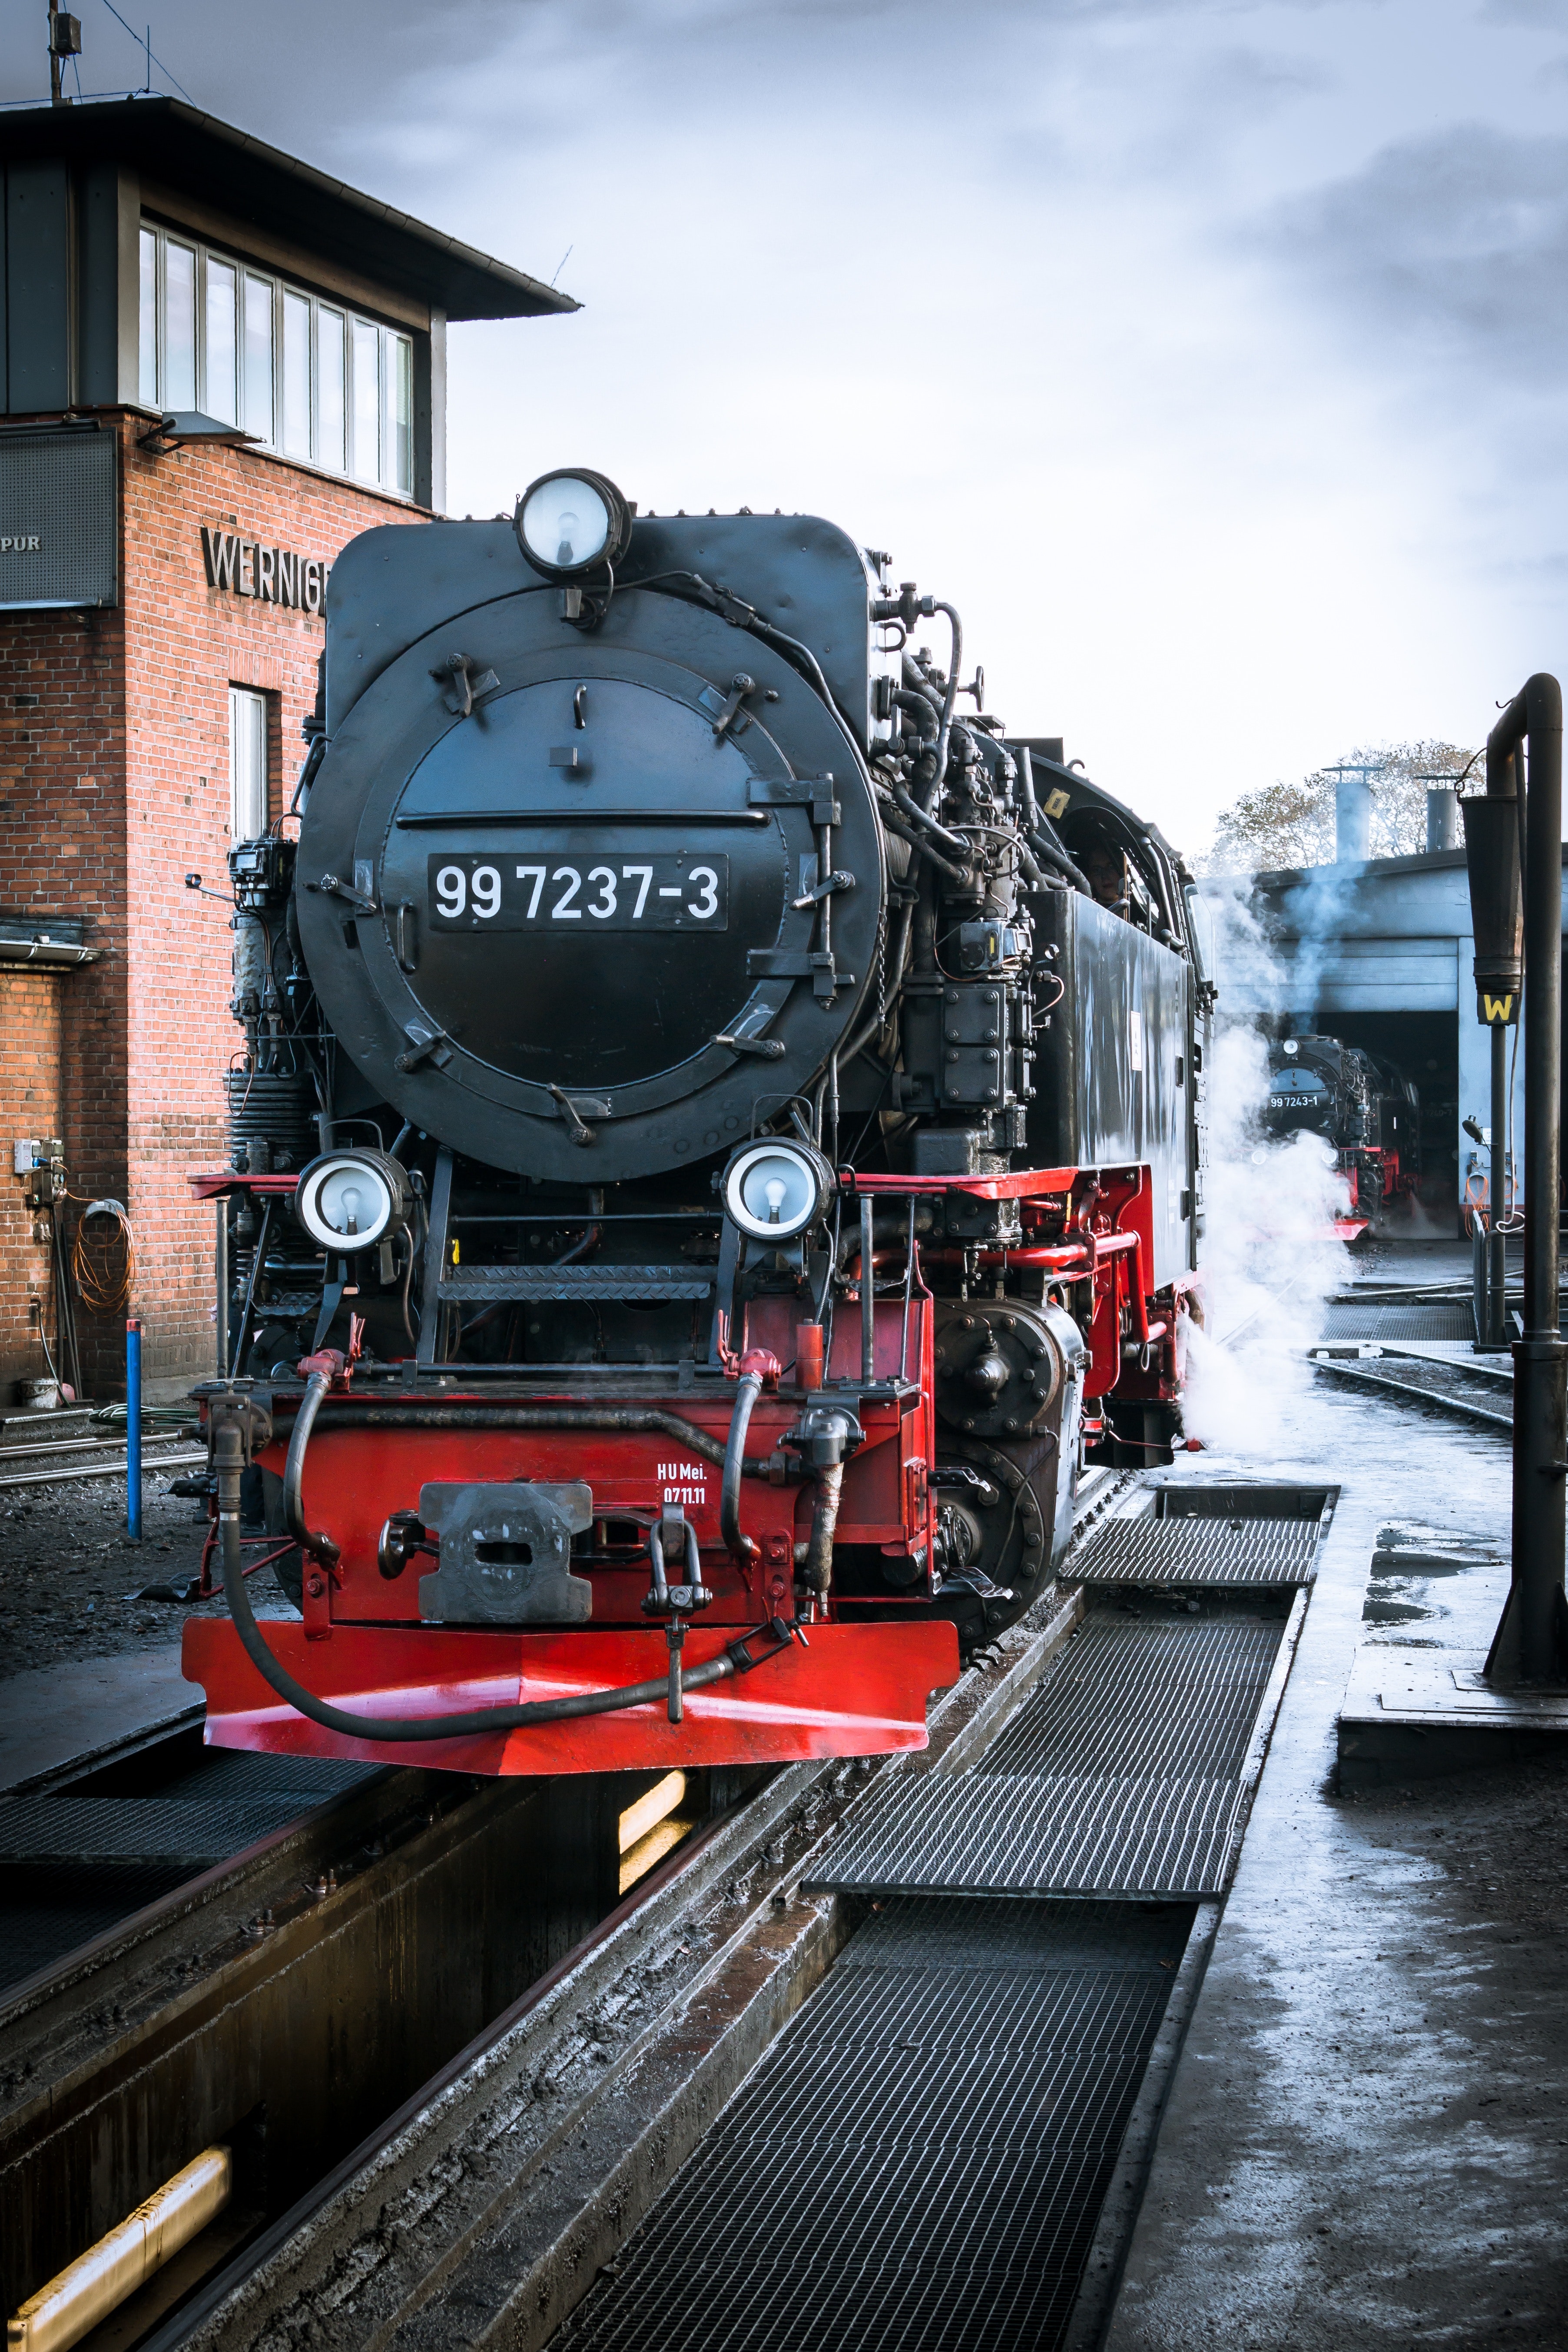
1481,673,1566,1686
1335,775,1372,863
1426,786,1460,853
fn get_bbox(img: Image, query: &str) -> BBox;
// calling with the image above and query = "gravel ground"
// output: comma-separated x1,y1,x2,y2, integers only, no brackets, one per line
0,1471,281,1683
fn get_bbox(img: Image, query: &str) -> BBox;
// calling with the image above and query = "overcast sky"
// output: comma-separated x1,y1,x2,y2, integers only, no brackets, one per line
5,0,1567,854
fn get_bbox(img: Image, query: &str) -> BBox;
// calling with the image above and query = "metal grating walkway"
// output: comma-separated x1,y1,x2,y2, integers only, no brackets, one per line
1071,1515,1319,1586
553,1898,1193,2352
0,1750,379,1990
1318,1300,1476,1343
812,1613,1288,1898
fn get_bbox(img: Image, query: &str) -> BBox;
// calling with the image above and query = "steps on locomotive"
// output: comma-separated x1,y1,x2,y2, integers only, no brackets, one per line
549,1481,1332,2352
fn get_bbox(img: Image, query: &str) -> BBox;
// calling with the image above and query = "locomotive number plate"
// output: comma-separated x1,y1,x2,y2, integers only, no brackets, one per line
428,853,729,932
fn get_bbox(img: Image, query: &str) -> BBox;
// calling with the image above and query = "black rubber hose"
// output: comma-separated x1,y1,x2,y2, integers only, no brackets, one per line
1028,827,1092,895
282,1370,337,1562
889,774,968,856
215,1419,768,1742
880,812,970,886
721,1370,764,1567
891,686,938,741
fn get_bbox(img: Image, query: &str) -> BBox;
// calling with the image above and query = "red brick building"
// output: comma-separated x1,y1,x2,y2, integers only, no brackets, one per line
0,97,576,1396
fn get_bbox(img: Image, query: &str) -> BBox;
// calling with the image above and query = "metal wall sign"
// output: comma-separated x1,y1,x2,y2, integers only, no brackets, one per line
200,527,331,612
0,428,118,609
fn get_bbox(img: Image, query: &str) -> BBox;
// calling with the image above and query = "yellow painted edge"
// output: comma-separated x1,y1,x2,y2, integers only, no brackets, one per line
9,2148,231,2352
618,1814,691,1896
617,1770,686,1856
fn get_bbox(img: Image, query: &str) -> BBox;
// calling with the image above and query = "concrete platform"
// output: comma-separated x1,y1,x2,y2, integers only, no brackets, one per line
0,1644,199,1794
1107,1274,1568,2349
1339,1646,1568,1788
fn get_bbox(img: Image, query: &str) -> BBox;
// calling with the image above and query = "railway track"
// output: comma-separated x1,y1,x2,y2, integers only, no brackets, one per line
1308,1344,1514,1432
0,1406,205,1493
1307,1273,1517,1433
1,1463,1330,2352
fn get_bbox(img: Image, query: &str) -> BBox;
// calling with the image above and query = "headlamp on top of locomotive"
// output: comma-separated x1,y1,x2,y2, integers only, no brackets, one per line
514,468,633,577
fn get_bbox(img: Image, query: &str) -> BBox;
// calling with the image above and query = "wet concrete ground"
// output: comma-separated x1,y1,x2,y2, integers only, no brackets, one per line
1109,1255,1568,2350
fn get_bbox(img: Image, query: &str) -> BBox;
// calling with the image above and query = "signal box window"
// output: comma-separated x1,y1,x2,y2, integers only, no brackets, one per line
230,687,269,841
138,224,415,497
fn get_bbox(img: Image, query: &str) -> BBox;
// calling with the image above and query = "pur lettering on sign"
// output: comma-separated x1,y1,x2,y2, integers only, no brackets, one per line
200,527,329,612
0,536,42,552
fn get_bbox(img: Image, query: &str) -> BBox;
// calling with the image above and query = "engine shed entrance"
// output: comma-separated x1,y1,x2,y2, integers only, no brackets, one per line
0,96,576,1400
1213,839,1568,1234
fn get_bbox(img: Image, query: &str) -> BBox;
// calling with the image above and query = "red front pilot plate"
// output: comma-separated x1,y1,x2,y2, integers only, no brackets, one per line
182,1619,961,1778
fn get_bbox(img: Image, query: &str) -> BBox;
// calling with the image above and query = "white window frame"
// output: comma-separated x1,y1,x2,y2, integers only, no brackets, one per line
138,222,416,498
229,686,269,842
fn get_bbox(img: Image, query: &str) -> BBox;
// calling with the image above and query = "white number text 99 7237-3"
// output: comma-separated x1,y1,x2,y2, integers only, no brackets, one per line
427,853,728,932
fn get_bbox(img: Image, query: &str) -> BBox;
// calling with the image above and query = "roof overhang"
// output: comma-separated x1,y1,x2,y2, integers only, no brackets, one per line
0,96,579,322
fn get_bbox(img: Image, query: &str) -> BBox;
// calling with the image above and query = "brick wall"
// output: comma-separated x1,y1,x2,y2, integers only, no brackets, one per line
0,971,66,1394
0,588,129,1394
0,413,428,1397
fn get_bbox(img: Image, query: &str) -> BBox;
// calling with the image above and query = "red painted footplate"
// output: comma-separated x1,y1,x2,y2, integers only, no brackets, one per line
182,1619,961,1777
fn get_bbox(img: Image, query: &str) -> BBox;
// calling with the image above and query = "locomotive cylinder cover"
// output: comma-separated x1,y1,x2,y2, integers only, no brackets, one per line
934,1299,1071,1437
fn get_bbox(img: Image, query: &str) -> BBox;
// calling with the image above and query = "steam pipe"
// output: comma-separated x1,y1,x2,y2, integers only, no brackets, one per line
265,1399,775,1474
880,812,970,886
1026,828,1092,895
282,1366,339,1567
1489,1024,1507,1347
1013,754,1088,894
1482,673,1566,1684
928,603,963,804
860,1195,875,1383
803,1464,843,1600
721,1367,766,1568
889,773,968,857
891,686,938,743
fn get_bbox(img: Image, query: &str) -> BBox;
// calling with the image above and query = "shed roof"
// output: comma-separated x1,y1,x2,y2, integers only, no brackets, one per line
0,96,578,322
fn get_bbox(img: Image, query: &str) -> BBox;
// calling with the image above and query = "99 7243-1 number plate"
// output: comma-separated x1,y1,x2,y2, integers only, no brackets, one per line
428,853,728,931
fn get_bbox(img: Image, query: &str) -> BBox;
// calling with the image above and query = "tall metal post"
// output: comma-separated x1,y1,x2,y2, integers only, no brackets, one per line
1489,1022,1508,1347
860,1195,876,1385
215,1203,230,1377
1481,675,1566,1685
126,1317,143,1542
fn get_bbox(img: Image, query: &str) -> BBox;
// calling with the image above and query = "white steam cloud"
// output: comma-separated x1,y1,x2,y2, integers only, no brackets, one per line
1182,878,1350,1453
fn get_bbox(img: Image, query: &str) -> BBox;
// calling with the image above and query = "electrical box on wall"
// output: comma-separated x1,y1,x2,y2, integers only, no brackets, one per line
0,427,118,610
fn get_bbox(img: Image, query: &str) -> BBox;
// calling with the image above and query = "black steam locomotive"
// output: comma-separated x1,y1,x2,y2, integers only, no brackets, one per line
185,472,1210,1778
1261,1035,1420,1220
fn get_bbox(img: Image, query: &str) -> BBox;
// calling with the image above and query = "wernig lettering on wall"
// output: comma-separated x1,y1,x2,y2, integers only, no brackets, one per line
200,527,330,612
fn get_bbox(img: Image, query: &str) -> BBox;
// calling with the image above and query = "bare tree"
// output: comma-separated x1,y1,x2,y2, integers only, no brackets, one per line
1199,740,1478,873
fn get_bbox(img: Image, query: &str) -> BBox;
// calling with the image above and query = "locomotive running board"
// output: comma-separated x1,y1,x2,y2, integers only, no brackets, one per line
181,1620,961,1777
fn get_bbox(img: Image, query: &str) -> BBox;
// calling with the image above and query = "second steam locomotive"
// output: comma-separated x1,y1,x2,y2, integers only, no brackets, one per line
185,472,1210,1775
1262,1034,1420,1228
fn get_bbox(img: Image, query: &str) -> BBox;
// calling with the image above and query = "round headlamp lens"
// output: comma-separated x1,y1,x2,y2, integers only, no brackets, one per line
521,475,610,572
295,1151,403,1251
723,1141,829,1242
